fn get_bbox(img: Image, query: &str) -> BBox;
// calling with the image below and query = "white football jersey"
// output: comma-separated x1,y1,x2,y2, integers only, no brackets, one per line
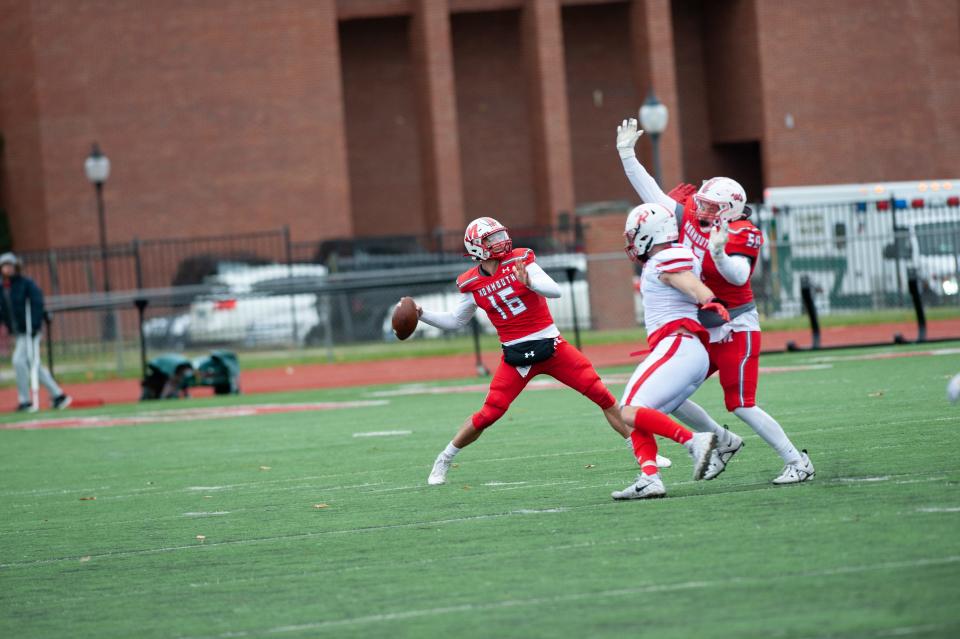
640,245,702,335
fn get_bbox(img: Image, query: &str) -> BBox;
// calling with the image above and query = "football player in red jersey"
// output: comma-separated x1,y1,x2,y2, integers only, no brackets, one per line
414,217,668,486
615,117,814,485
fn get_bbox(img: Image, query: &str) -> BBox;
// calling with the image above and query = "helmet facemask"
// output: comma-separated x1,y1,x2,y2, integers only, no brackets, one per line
483,230,513,259
694,177,747,227
624,228,653,264
694,195,724,227
464,217,512,261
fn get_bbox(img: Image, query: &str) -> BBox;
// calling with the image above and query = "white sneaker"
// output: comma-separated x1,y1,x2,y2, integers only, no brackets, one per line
772,450,815,485
427,454,452,485
702,429,745,481
624,437,671,468
684,432,717,481
611,472,667,500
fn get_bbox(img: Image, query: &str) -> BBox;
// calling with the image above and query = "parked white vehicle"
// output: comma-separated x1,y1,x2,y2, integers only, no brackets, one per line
763,180,960,312
188,264,329,347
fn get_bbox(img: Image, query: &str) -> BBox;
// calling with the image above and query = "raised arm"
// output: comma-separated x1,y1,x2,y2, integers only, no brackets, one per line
616,118,679,212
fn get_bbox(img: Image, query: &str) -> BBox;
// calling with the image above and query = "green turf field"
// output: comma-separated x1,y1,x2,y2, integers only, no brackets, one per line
2,343,960,638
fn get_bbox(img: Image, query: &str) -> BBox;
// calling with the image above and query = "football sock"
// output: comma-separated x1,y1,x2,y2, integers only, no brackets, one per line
629,429,660,474
673,400,726,436
441,442,460,459
634,407,692,444
734,406,802,464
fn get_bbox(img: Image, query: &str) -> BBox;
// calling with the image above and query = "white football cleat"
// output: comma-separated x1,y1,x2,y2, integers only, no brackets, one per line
624,437,671,468
684,432,717,481
772,450,815,485
427,454,452,485
611,472,666,500
702,428,744,481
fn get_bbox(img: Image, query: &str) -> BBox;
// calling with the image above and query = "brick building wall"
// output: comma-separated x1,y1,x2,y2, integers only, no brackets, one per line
563,2,643,206
340,15,425,237
1,0,958,254
755,0,960,187
453,10,538,228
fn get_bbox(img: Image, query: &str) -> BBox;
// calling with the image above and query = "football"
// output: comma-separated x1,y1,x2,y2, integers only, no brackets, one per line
392,297,419,340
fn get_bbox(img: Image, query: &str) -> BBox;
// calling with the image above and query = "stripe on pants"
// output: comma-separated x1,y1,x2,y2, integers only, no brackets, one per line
625,335,684,406
737,332,752,406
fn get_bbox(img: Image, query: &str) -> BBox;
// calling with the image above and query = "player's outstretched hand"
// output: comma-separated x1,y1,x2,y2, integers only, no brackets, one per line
708,220,730,257
512,261,529,287
616,118,643,159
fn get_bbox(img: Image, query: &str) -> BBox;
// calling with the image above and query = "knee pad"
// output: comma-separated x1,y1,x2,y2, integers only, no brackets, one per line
583,377,616,409
472,391,511,430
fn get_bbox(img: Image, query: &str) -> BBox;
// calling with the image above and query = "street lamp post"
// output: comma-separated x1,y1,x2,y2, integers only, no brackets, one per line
639,90,669,186
84,143,113,338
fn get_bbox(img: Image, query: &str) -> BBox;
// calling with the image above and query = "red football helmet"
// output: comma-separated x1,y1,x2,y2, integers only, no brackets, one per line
464,217,513,261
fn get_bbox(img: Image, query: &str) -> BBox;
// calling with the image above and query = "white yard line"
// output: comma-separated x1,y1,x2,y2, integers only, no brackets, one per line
174,555,960,638
0,506,593,569
352,430,412,437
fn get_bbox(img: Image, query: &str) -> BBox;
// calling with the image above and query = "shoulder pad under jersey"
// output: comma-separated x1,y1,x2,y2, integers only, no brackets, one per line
500,247,534,267
457,267,483,291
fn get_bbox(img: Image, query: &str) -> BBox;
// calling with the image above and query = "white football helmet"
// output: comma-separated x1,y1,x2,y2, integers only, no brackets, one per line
464,217,513,261
693,177,749,225
624,203,678,263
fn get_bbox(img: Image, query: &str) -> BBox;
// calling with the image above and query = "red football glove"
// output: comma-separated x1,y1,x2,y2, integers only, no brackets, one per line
699,298,730,322
667,183,698,204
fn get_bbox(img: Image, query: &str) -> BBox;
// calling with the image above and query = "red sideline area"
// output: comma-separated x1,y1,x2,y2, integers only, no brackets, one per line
3,319,958,410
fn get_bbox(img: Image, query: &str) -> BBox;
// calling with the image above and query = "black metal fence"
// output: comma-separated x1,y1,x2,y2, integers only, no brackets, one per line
4,203,958,378
750,199,960,317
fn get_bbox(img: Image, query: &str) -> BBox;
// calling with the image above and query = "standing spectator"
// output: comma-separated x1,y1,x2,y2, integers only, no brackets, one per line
0,252,71,412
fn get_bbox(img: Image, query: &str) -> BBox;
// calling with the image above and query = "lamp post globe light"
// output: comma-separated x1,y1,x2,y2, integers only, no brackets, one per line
639,90,669,186
85,142,114,338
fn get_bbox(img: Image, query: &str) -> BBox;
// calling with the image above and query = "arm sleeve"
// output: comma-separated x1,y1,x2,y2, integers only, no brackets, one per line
711,253,751,287
620,155,680,212
525,263,562,299
418,293,477,330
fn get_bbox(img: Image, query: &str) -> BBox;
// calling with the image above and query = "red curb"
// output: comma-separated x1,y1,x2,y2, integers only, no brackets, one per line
3,319,958,410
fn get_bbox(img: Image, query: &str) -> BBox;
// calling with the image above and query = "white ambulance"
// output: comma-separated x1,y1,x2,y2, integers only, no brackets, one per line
760,180,960,314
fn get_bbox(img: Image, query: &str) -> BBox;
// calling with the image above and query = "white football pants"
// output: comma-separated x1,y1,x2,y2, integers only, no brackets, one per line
620,333,708,413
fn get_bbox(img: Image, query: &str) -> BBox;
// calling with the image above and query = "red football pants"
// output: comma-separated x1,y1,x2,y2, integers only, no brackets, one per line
472,338,616,430
707,330,760,411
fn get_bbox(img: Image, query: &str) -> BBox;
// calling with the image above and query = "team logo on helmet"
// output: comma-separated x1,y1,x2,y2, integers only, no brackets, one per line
464,217,512,261
624,203,678,264
694,177,748,225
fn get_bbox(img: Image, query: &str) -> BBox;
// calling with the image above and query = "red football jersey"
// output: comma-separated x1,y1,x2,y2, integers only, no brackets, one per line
456,248,555,343
677,202,762,307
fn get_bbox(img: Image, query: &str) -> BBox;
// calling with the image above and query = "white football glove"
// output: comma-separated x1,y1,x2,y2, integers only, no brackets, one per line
616,118,643,160
708,220,730,257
